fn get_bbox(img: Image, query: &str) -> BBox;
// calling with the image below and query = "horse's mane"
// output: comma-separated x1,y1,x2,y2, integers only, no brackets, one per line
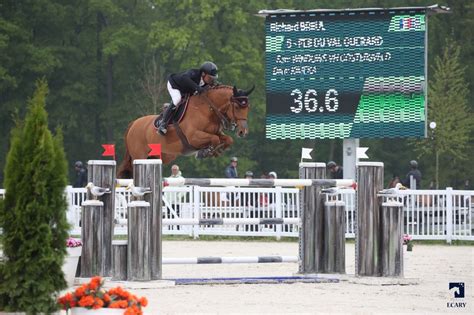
208,84,248,97
208,84,233,91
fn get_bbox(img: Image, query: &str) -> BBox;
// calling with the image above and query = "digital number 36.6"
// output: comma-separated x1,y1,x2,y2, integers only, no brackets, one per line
290,88,339,113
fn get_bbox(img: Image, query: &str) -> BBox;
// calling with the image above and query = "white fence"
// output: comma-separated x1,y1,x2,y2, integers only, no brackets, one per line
1,186,473,243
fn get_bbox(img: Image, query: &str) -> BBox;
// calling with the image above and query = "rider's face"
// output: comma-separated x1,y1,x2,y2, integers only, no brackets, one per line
203,73,216,85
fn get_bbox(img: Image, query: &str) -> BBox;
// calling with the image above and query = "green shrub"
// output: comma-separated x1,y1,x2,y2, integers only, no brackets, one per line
0,79,70,313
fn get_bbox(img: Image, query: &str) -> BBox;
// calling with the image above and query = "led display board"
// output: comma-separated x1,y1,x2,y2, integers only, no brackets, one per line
264,8,428,139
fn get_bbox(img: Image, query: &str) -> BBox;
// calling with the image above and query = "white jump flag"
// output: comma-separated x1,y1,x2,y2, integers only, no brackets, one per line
356,147,369,159
301,148,313,162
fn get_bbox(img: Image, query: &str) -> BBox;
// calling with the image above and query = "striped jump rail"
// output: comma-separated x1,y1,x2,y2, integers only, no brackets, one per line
115,218,301,226
116,178,356,188
164,178,355,187
162,255,299,265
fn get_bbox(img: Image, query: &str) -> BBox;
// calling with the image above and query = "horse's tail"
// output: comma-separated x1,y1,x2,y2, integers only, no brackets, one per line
117,121,134,179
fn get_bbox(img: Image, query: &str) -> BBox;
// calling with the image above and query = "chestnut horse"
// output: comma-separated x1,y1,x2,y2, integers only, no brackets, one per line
117,85,254,178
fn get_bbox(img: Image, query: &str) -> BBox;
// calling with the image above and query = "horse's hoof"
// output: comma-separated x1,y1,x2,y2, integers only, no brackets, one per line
195,150,207,159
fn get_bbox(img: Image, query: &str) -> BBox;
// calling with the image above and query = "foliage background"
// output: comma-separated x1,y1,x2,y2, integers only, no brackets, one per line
0,0,473,188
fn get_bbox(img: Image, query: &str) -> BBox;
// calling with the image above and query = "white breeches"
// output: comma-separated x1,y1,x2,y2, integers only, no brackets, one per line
167,81,182,106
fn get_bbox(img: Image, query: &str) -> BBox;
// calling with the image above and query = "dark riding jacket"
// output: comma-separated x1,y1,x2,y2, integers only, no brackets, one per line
224,165,238,178
401,169,422,189
168,69,203,94
74,168,87,188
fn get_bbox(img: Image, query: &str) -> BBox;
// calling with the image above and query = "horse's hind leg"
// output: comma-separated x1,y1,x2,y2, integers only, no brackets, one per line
117,147,133,179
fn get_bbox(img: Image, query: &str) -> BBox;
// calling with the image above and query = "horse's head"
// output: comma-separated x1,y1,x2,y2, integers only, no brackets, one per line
227,85,254,137
203,85,254,137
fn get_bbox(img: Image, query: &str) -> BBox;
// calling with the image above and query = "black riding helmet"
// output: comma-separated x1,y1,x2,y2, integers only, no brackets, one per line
200,61,218,78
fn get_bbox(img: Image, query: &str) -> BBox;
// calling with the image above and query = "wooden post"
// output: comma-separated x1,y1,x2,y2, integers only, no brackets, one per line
323,200,346,274
381,201,404,277
127,201,151,281
112,240,127,281
298,162,326,274
356,162,384,277
132,159,162,280
86,160,116,277
80,200,104,277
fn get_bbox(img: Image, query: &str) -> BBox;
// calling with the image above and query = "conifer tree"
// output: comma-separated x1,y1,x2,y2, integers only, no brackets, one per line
0,79,70,313
413,40,473,188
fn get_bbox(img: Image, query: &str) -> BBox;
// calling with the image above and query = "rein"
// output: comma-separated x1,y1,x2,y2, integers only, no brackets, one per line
201,94,232,130
201,93,248,131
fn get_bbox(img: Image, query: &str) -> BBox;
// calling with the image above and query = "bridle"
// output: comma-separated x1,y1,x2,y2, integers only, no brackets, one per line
202,93,249,131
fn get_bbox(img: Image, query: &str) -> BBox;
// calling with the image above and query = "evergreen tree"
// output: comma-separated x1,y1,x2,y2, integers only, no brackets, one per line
413,40,473,188
0,79,70,313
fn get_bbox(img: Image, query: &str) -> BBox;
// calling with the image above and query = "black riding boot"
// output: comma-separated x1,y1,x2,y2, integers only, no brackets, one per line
158,104,176,135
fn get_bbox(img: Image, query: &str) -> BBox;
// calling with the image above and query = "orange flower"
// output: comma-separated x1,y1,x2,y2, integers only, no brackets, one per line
114,286,129,299
92,297,104,309
125,305,143,315
58,277,147,313
103,293,111,303
109,300,128,309
109,301,122,309
90,276,102,290
139,297,148,307
78,295,95,307
61,292,78,307
74,285,87,298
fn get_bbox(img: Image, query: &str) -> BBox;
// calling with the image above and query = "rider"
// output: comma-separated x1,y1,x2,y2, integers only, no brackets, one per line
158,61,219,135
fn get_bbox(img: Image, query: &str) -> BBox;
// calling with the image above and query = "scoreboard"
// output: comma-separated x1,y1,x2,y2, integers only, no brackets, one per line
263,8,428,139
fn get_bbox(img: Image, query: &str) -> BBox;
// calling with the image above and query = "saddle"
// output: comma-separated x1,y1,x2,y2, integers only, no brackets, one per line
153,94,191,129
153,94,199,154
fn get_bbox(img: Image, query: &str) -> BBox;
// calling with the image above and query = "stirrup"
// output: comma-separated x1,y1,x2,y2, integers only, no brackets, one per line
158,126,167,135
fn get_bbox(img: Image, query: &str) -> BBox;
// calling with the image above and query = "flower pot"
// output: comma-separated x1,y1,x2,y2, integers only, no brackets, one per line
63,246,82,287
70,308,125,315
407,243,413,251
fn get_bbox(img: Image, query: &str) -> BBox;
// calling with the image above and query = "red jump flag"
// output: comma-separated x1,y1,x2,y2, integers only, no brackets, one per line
102,144,116,160
148,144,162,159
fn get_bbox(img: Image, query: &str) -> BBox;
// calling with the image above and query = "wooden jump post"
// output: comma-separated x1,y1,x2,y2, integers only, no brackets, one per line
81,160,116,277
380,201,404,277
298,162,326,274
127,159,162,281
356,162,384,277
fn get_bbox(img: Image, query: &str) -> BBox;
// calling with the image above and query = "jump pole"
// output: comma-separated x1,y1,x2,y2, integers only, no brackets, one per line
115,218,301,226
163,177,354,187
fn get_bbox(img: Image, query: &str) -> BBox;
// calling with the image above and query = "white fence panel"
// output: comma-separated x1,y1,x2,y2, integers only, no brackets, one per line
379,188,474,242
190,186,300,239
1,185,472,242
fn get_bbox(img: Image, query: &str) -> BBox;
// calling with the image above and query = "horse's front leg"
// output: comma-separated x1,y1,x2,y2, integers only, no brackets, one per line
188,130,221,158
213,134,233,156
